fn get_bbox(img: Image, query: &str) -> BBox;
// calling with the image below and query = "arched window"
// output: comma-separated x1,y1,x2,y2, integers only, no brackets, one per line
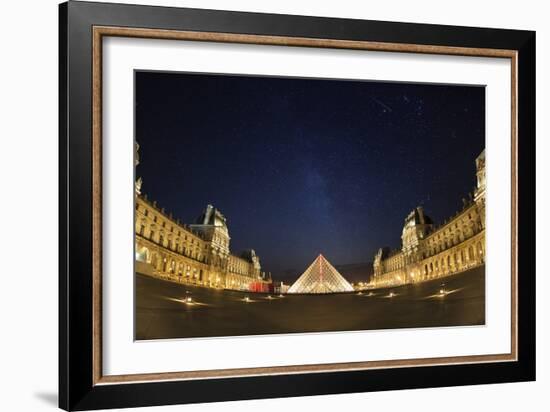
468,246,474,260
136,247,150,263
477,242,484,260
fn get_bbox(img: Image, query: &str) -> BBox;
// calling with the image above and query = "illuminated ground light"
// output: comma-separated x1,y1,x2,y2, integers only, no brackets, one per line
278,294,285,298
388,291,396,298
357,291,363,296
266,295,273,300
368,292,374,297
425,287,464,299
165,296,208,306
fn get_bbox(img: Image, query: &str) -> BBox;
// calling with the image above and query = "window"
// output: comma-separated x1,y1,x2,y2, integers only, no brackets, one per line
139,225,145,236
149,231,155,241
144,209,148,217
159,235,164,246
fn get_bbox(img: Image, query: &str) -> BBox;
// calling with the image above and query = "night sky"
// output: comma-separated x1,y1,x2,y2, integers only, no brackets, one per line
135,71,485,282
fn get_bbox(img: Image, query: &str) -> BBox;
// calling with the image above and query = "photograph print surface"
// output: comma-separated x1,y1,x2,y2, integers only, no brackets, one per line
133,71,486,340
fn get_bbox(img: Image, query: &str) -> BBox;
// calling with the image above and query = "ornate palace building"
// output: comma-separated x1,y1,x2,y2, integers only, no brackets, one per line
134,145,272,292
371,150,486,288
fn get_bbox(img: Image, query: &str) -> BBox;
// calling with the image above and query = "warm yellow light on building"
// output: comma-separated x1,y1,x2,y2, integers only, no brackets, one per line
371,151,485,289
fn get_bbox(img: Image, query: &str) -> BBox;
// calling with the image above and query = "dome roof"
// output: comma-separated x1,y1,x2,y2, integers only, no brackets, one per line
196,204,227,227
406,206,433,226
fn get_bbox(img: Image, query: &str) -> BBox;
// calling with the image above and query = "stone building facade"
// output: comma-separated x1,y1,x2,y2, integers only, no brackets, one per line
371,150,486,288
134,144,271,292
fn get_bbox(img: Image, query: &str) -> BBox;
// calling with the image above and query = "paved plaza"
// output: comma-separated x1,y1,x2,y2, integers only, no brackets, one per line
136,266,485,340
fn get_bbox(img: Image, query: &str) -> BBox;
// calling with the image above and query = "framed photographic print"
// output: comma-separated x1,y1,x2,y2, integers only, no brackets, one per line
59,1,536,410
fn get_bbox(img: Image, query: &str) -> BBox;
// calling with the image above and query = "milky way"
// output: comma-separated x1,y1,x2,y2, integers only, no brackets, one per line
135,72,485,281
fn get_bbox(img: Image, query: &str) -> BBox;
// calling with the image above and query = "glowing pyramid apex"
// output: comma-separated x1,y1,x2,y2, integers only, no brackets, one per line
288,255,354,294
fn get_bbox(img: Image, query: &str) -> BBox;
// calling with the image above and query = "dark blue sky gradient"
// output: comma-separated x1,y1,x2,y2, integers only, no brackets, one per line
135,71,485,281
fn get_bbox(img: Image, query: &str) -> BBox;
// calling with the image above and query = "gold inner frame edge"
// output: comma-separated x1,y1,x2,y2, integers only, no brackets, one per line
91,25,518,385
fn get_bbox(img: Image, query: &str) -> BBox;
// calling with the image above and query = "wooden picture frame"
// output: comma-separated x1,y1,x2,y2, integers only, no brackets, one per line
59,1,535,410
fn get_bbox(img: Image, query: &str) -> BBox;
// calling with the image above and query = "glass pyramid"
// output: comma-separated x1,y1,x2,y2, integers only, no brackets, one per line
288,254,354,294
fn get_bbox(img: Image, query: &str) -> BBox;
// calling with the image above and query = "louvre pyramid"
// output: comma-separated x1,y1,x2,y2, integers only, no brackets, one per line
288,254,354,294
